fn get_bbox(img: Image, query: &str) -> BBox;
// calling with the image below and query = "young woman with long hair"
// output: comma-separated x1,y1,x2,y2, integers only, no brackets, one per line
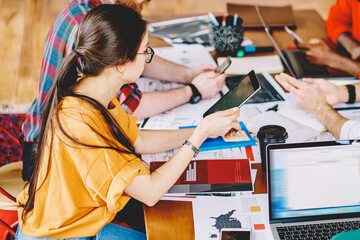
16,4,240,240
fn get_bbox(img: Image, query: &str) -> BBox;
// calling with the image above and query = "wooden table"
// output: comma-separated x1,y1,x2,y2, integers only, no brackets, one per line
144,9,327,240
143,163,267,240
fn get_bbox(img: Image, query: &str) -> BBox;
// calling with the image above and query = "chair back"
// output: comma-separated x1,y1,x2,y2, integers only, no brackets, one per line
0,161,25,240
0,124,26,239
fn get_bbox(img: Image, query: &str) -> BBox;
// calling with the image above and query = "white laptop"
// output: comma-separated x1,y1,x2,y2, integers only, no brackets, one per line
267,140,360,240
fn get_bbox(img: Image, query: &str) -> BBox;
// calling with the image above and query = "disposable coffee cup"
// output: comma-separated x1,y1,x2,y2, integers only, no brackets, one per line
257,125,288,170
208,16,244,56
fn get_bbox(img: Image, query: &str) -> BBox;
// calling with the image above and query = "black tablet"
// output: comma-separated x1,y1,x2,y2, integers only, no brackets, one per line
203,70,261,117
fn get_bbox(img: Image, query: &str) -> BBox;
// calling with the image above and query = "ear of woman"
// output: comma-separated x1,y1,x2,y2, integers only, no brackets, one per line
116,65,126,79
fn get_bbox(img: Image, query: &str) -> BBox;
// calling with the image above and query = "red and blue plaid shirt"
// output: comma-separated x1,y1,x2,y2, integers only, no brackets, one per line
22,0,142,142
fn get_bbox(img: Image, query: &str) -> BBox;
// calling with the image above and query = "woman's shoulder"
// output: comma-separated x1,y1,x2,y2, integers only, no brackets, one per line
58,96,105,129
60,96,98,113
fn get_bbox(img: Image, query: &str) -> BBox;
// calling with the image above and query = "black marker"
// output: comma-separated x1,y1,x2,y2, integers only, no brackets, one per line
243,45,274,53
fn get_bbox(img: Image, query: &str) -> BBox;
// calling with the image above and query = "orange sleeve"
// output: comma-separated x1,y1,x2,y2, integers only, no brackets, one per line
326,0,353,44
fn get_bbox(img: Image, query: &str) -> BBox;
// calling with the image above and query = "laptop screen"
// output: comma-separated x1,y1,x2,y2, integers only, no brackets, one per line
268,141,360,223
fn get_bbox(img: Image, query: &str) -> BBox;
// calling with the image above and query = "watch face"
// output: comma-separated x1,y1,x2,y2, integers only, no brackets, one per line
189,84,202,104
191,95,201,104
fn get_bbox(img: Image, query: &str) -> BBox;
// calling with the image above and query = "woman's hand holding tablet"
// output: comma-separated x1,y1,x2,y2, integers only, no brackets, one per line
203,70,261,117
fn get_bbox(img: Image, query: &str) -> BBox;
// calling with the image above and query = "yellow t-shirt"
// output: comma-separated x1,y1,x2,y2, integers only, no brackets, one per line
17,97,149,238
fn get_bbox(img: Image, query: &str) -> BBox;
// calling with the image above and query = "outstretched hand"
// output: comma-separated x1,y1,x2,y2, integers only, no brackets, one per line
275,73,327,115
301,78,346,105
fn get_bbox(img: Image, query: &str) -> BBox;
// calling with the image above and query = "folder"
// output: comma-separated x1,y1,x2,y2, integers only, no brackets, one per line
180,122,256,151
227,4,296,30
200,122,255,151
150,158,253,193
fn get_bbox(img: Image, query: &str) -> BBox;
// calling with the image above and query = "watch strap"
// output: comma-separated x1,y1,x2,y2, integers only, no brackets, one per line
183,140,200,157
346,84,356,104
188,83,202,104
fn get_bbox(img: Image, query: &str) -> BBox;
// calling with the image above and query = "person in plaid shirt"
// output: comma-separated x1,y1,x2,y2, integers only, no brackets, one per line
21,0,226,181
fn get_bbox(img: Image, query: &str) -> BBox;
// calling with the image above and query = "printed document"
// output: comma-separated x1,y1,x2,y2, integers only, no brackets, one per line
192,194,273,240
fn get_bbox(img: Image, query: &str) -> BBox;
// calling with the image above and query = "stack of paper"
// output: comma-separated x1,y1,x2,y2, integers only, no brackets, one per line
148,15,210,46
218,55,284,75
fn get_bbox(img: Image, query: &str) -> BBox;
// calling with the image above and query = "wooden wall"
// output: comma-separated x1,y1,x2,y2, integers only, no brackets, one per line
0,0,335,104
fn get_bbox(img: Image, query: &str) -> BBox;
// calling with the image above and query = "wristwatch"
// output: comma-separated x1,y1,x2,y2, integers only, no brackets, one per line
188,83,202,104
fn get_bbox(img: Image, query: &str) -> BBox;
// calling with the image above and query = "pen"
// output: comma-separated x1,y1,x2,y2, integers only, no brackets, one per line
186,193,212,196
179,125,196,129
185,193,236,197
243,45,275,53
284,26,303,42
172,41,211,46
212,192,236,197
208,12,219,26
222,13,227,26
335,106,360,111
140,117,149,128
233,13,238,26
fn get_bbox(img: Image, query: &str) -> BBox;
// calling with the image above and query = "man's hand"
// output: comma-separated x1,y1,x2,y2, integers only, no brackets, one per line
337,32,360,60
188,64,217,82
298,38,338,66
349,45,360,60
275,73,327,115
302,78,348,105
191,71,226,99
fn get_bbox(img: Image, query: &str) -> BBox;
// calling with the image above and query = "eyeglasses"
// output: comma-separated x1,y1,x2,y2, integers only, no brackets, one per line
137,46,154,64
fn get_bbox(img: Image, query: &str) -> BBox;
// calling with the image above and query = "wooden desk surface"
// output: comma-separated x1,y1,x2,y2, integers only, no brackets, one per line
143,163,267,240
144,9,326,240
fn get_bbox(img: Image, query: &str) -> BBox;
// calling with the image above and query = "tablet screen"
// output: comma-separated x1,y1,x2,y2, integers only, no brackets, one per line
203,70,260,117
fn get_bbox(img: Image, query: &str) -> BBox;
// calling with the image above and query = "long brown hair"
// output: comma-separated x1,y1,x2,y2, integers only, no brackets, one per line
20,4,147,222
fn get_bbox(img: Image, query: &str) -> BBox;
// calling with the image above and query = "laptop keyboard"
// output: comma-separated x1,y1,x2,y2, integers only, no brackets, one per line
276,221,360,240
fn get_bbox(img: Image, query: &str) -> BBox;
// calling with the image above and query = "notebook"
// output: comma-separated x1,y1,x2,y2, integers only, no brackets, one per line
267,140,360,240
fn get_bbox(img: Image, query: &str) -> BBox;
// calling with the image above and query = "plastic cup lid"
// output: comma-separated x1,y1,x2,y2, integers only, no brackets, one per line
257,125,288,142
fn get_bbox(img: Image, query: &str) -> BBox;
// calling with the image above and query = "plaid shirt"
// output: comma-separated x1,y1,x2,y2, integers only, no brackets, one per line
22,0,142,142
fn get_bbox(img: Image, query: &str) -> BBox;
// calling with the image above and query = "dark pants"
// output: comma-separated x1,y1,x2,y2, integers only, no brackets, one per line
114,198,146,233
19,135,37,181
